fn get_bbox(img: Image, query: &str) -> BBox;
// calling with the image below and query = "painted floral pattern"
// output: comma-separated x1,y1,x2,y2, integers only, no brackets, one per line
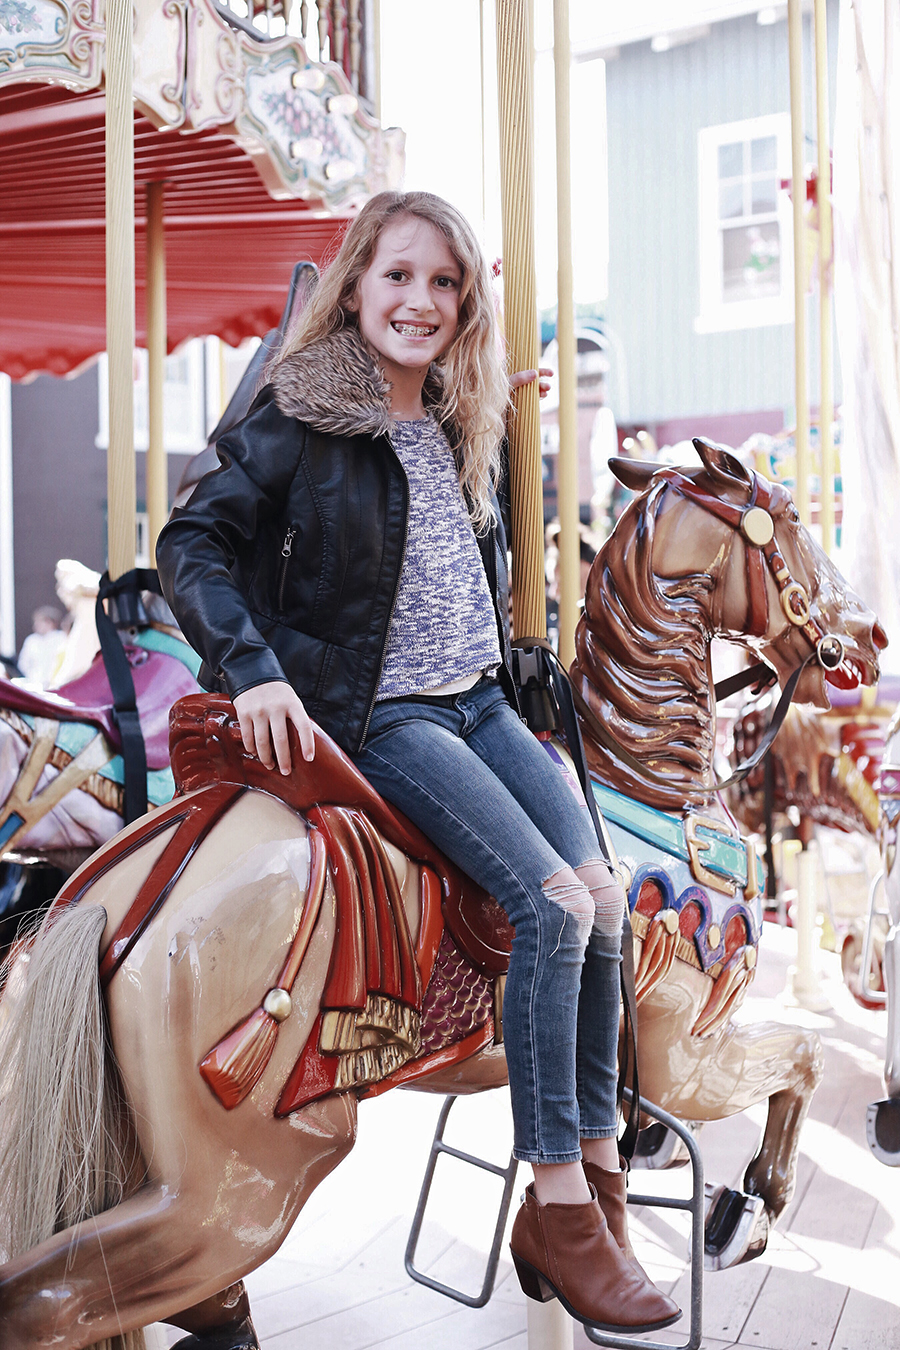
0,1,43,34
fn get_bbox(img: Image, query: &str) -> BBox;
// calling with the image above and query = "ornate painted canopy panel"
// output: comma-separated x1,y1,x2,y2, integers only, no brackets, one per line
0,0,402,211
0,0,404,376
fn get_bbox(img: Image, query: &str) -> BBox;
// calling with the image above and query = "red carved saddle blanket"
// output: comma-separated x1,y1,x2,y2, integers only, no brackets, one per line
59,694,512,1115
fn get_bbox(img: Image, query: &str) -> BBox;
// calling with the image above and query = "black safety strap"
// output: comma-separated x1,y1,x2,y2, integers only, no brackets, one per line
95,569,163,825
511,639,641,1159
713,661,776,702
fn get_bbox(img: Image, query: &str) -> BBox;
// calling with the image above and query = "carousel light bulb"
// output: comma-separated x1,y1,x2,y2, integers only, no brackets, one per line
292,67,326,91
327,93,359,116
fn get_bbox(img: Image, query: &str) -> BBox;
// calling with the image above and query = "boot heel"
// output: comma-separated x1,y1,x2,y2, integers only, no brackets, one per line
512,1253,556,1303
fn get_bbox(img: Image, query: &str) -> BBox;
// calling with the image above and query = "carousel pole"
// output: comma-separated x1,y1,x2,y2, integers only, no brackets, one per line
146,181,168,564
553,0,579,668
105,0,137,580
496,0,546,642
788,0,811,527
814,0,835,556
787,0,828,1012
497,5,569,1345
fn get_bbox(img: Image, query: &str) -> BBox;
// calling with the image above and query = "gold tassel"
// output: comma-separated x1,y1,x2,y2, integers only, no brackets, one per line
200,1007,279,1109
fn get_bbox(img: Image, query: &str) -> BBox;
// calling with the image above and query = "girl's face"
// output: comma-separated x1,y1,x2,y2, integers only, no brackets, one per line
353,215,462,390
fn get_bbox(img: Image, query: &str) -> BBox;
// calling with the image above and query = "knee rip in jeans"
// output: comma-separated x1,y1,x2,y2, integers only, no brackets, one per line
542,867,594,949
574,859,626,938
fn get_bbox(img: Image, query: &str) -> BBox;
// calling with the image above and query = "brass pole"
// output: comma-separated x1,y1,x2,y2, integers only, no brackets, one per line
496,0,545,640
814,0,835,554
788,0,811,526
146,182,168,564
553,0,579,667
105,0,136,579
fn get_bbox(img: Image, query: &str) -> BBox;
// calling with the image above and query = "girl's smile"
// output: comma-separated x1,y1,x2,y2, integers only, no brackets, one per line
354,215,462,416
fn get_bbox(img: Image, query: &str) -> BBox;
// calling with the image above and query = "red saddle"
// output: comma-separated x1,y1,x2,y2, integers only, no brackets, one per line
1,646,198,770
169,694,514,977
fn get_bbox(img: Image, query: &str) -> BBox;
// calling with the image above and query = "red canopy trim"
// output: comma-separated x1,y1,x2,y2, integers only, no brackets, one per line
0,84,352,379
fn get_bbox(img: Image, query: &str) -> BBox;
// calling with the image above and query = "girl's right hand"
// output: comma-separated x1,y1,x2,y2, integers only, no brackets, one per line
233,682,316,774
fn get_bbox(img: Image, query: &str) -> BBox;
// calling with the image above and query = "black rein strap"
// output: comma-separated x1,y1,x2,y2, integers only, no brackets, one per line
512,638,643,1161
95,568,164,825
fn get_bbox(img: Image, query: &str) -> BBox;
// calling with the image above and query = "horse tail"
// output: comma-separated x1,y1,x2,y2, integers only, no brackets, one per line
0,902,147,1350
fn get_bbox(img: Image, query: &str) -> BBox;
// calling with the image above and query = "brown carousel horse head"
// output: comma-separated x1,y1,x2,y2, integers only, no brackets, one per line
575,437,887,811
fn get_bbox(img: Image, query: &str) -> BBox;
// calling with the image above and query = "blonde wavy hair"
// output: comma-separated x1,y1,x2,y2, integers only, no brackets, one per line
278,191,509,533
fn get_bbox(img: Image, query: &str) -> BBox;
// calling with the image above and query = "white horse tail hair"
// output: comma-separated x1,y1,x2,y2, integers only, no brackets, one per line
0,902,147,1350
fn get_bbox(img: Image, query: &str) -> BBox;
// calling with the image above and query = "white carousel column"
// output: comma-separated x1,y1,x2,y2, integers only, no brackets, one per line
105,0,137,580
527,1298,574,1350
788,0,811,527
789,840,830,1011
553,0,579,668
496,0,546,641
145,181,168,565
786,1,828,1010
814,0,835,556
0,372,14,656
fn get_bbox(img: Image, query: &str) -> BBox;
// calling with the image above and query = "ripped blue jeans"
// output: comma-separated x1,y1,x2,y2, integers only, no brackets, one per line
352,675,624,1164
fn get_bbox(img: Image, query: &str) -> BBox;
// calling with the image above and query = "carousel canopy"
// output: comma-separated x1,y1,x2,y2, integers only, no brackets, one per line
0,0,403,380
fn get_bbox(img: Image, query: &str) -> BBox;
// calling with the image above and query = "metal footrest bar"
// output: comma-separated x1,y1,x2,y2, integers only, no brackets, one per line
405,1093,520,1308
586,1092,704,1350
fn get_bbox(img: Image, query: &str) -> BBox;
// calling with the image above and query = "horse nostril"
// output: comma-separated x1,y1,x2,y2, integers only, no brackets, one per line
874,621,889,651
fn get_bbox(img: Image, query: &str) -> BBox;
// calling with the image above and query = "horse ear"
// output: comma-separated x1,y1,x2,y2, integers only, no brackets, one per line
693,436,750,486
608,458,659,491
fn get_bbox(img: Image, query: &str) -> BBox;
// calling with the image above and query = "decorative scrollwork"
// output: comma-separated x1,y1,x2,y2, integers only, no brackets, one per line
0,0,103,85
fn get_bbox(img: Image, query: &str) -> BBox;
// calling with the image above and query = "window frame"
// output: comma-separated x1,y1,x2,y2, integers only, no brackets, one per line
96,338,208,454
695,112,794,334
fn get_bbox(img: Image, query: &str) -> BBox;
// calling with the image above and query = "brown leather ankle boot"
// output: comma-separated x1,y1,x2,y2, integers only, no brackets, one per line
509,1183,681,1334
583,1156,650,1277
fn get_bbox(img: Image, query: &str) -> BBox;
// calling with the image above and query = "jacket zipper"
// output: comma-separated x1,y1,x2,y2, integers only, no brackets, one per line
277,527,296,610
359,455,409,749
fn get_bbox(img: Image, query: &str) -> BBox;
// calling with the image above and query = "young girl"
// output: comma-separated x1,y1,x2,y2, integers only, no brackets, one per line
157,191,680,1338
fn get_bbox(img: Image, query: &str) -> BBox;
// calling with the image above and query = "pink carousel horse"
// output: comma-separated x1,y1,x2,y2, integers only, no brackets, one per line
0,623,200,867
0,438,885,1349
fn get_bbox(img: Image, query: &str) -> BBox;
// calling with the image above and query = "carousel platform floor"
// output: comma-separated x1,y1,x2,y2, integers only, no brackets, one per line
152,922,900,1350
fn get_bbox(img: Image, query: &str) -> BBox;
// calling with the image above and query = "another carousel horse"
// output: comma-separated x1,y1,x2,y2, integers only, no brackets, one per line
0,597,201,870
728,681,899,1005
0,439,885,1350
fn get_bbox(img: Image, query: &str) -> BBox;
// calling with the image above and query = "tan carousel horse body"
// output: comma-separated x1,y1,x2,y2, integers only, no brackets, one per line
0,440,886,1349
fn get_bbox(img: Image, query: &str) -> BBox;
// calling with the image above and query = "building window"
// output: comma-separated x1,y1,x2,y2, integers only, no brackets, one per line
96,338,209,454
695,113,793,333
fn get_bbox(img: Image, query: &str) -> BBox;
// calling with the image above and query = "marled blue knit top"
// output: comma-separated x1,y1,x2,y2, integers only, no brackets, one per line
375,416,501,700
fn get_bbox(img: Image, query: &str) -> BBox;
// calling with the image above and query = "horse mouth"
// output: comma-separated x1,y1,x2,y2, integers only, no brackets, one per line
826,653,878,692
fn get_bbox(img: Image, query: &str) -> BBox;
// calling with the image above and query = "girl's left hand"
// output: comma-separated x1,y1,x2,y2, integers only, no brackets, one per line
510,367,553,399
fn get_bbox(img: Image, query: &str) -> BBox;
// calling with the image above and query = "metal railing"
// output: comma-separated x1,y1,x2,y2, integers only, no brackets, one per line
213,0,373,101
405,1090,705,1349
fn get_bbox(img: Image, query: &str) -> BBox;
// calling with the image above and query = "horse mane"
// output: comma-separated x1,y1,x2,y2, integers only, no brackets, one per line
574,478,717,810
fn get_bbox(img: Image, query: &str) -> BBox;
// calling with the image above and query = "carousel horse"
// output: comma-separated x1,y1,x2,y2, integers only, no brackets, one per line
570,437,885,1256
0,439,885,1350
728,680,899,1005
0,597,201,871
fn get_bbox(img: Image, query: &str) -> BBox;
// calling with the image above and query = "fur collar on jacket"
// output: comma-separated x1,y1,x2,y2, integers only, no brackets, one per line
270,328,446,441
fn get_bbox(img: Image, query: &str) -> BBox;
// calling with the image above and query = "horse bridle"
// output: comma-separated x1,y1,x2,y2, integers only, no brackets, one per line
573,466,847,794
659,466,845,674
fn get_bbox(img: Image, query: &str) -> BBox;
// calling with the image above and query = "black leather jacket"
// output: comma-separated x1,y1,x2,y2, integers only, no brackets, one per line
157,344,515,755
